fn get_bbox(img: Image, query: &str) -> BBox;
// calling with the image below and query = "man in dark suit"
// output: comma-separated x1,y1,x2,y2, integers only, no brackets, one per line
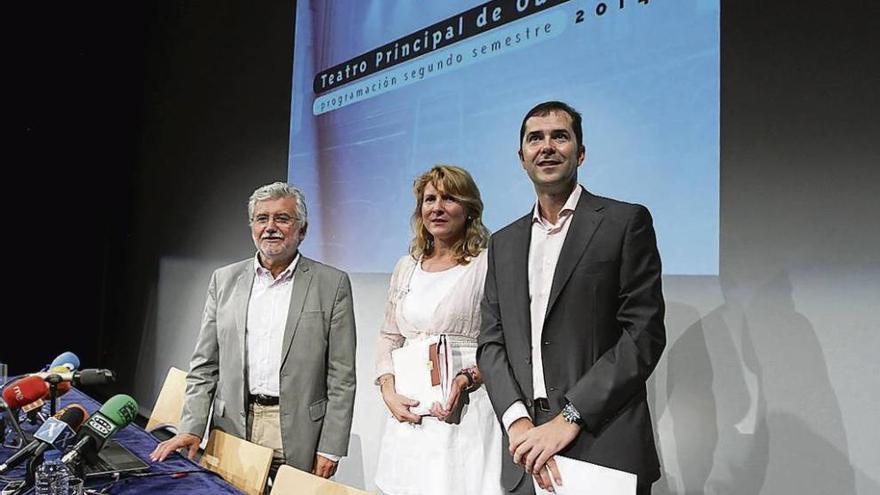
478,101,665,494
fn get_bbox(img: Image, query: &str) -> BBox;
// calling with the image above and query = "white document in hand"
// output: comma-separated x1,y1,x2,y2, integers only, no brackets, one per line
391,336,443,416
532,455,637,495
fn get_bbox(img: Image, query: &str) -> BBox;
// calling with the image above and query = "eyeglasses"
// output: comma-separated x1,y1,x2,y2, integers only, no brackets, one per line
252,214,296,226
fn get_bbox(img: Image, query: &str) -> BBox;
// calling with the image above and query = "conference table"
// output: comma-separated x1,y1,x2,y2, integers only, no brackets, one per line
1,386,244,494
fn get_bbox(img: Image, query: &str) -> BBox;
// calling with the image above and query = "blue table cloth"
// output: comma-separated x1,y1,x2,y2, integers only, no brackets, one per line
1,386,244,494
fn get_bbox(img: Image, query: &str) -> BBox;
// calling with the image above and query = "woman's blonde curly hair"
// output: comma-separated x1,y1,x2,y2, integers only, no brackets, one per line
409,165,490,265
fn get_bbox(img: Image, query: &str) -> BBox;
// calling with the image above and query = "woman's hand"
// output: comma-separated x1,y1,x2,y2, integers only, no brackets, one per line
428,374,470,421
379,374,422,424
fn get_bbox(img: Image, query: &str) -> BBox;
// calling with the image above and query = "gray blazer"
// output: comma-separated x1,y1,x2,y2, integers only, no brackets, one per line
179,255,356,472
478,188,665,489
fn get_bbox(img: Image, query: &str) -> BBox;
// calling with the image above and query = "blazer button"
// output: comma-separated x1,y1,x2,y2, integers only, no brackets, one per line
543,341,550,345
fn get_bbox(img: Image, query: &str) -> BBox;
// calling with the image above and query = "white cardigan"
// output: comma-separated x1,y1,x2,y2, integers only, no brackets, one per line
374,250,488,380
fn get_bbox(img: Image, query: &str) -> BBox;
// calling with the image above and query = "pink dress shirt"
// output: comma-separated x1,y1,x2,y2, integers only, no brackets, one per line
501,185,583,430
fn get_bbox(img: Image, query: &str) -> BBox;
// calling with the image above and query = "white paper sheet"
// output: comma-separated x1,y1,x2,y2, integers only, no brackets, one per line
532,455,637,495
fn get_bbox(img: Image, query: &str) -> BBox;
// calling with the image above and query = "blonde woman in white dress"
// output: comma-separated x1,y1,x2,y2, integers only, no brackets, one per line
374,165,503,495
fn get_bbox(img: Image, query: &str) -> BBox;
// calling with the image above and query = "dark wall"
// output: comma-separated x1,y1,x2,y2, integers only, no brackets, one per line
9,2,145,373
722,0,879,276
103,0,295,395
8,1,293,384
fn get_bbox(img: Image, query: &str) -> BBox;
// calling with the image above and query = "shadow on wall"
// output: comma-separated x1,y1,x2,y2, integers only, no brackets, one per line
657,272,857,494
745,273,854,494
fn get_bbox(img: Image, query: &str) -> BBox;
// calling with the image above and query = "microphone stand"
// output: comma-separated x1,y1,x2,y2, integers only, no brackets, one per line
0,416,34,493
50,386,58,417
24,452,44,486
43,375,62,417
24,406,46,426
2,408,29,450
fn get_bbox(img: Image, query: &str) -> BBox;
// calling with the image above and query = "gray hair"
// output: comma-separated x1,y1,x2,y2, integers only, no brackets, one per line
247,182,308,227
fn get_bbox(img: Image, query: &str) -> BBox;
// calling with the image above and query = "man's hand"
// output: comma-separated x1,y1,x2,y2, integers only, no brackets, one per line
533,457,564,493
511,415,579,490
150,432,201,462
380,376,422,424
507,416,535,454
507,418,561,492
312,454,338,479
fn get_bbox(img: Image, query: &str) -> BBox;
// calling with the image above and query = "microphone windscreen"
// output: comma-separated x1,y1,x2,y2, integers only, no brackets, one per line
77,369,116,386
62,398,132,466
2,376,48,408
49,352,80,371
55,404,89,430
97,394,138,427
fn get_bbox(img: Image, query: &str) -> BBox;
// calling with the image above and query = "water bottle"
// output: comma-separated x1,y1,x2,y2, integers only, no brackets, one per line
34,459,70,495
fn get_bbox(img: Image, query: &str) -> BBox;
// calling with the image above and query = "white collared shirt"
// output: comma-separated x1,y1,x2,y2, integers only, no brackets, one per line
501,185,583,430
245,253,340,462
246,253,299,396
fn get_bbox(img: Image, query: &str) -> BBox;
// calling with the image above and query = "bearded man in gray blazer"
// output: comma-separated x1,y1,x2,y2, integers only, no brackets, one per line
151,182,356,480
478,101,665,494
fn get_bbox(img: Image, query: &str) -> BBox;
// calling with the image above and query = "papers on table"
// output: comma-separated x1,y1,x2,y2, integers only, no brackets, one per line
533,455,637,495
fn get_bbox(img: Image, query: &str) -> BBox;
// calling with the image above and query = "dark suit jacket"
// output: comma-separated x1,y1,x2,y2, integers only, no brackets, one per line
477,188,665,490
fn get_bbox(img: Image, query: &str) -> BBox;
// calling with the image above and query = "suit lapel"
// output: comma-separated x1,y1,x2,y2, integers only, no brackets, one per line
233,262,255,401
280,256,313,369
545,190,604,319
507,214,533,346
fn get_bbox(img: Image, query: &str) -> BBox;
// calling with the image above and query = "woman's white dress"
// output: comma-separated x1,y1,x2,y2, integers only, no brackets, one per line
374,252,503,495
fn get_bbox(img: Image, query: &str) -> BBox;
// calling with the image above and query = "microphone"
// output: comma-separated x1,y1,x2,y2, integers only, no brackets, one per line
2,376,48,409
61,394,138,467
33,405,89,456
0,405,88,474
1,380,44,448
48,352,80,372
35,369,116,387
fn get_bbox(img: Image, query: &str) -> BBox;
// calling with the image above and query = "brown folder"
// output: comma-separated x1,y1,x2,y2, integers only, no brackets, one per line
428,343,441,386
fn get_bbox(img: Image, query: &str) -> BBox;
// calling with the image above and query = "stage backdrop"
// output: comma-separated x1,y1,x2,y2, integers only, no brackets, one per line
289,0,720,275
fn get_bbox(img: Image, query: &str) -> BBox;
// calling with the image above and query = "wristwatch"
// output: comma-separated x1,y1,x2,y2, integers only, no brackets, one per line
561,401,583,426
